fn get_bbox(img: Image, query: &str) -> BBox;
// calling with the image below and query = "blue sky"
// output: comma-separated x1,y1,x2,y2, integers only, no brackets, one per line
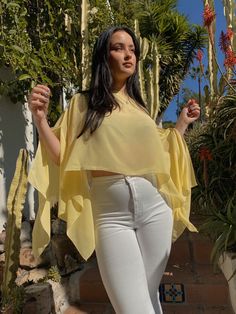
163,0,227,121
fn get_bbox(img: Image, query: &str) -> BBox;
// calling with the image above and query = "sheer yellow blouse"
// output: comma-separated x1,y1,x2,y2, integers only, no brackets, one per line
28,91,197,260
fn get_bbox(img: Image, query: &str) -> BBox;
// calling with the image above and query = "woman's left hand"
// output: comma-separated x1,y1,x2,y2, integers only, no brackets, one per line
179,99,201,125
175,99,200,136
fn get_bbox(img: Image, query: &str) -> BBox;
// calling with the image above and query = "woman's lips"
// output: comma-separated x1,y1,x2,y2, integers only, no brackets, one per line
123,62,133,67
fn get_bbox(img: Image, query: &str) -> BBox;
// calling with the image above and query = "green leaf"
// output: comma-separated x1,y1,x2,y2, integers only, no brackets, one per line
12,45,24,53
18,74,31,81
6,2,20,9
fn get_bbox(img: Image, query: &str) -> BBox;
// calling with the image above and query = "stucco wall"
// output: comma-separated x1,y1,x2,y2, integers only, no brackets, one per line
0,67,37,230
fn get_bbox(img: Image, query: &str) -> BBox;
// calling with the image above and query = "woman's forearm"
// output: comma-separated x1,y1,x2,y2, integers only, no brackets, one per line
34,118,60,165
175,120,189,137
175,99,201,136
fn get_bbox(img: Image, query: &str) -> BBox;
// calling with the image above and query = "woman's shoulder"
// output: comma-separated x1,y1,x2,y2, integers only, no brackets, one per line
68,91,89,113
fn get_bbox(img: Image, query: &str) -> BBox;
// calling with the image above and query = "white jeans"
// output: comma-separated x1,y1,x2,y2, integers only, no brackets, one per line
90,174,173,314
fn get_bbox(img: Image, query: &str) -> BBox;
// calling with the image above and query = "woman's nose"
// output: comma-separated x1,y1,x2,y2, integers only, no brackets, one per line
124,49,132,59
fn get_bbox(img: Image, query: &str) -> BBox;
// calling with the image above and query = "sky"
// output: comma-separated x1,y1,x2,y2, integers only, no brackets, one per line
163,0,227,122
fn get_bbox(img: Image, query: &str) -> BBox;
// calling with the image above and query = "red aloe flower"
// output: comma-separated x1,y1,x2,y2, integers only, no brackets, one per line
199,146,213,187
219,28,234,54
219,31,229,53
196,50,204,74
199,146,213,161
226,27,233,40
196,50,203,62
203,4,216,27
224,49,236,68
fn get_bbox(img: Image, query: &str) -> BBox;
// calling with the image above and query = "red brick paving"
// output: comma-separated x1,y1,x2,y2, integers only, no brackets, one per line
78,220,234,313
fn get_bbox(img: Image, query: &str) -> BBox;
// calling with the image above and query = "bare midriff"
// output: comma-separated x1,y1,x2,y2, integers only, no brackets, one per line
91,170,121,177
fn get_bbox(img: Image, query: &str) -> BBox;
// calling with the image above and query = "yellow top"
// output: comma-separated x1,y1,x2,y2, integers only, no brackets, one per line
28,91,197,260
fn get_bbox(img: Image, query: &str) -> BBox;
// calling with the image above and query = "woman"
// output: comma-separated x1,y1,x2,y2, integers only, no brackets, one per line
28,26,200,314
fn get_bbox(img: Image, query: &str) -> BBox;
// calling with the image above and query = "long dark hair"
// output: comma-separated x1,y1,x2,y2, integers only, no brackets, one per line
79,26,146,137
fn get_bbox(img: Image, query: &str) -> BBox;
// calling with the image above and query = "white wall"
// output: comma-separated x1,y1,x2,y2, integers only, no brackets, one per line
0,67,37,231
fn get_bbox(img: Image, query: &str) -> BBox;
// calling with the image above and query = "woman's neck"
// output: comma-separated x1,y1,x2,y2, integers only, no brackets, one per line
111,81,127,93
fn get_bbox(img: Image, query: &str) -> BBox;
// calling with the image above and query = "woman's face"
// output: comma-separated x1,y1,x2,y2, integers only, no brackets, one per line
108,30,137,87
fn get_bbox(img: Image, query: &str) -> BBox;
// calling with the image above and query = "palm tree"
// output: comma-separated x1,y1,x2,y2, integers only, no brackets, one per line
189,62,209,122
134,0,207,115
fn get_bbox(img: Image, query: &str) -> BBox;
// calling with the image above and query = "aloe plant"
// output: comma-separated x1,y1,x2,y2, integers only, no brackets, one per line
187,94,236,273
1,149,29,311
186,0,236,280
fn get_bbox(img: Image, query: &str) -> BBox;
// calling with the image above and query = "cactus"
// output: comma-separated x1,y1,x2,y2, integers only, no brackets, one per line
134,19,149,103
222,0,236,80
1,149,29,304
81,0,90,91
64,0,91,93
134,19,161,123
222,0,236,51
204,0,218,107
144,41,161,122
203,0,236,114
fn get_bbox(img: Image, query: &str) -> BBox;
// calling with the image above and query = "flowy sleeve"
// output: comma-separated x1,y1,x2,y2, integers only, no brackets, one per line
28,94,95,260
156,127,198,241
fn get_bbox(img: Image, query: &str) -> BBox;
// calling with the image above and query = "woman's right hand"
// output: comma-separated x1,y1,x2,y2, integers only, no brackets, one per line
28,84,51,124
28,84,60,165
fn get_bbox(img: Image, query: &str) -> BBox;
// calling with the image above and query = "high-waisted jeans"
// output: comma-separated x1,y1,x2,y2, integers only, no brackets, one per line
90,174,173,314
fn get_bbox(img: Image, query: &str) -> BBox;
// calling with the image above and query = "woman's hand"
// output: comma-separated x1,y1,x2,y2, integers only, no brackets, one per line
180,99,201,124
28,84,51,125
28,84,60,165
175,99,201,136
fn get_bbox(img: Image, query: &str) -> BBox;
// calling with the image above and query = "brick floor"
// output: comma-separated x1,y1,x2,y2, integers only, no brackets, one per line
64,304,115,314
78,222,234,313
80,268,109,303
162,228,234,313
